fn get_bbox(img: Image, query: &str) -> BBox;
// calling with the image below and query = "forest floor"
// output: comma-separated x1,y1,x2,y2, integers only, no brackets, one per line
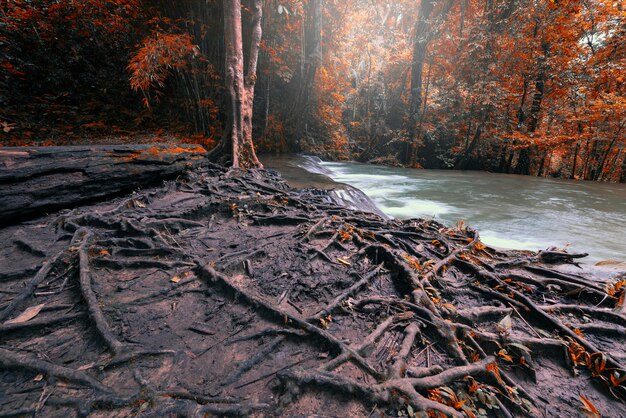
1,162,626,417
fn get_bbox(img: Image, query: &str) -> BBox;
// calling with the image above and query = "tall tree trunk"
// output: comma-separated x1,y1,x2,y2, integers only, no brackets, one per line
292,0,322,148
514,72,544,175
505,147,515,173
595,121,625,181
582,137,592,180
517,76,528,129
536,151,548,177
527,73,545,134
603,148,620,182
515,36,547,176
210,0,263,168
498,144,508,172
404,0,435,166
455,123,483,170
570,143,580,179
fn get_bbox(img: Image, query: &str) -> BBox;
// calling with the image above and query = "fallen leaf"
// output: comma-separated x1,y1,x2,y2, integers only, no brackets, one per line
497,349,514,362
498,314,512,331
5,304,45,325
337,257,351,266
77,363,96,371
172,271,195,283
579,394,601,418
33,374,44,382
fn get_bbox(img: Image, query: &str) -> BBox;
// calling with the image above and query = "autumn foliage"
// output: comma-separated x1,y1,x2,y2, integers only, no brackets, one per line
1,0,624,181
128,33,199,106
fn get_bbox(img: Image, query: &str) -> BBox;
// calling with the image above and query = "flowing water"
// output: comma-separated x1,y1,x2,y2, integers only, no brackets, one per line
264,155,626,264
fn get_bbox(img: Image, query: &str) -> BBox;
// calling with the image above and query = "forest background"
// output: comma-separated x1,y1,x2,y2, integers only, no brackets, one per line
1,0,625,182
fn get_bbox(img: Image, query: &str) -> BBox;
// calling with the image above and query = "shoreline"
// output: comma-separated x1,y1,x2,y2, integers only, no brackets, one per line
263,153,626,274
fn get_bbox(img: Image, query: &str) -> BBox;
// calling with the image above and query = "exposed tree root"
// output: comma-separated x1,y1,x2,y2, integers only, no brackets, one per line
0,348,111,394
0,246,69,322
0,166,624,417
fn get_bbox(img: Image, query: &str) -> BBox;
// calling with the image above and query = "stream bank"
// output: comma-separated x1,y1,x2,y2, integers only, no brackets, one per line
262,154,626,267
0,154,625,417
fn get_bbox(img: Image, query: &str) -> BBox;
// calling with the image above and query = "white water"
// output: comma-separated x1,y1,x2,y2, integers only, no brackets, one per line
308,158,626,263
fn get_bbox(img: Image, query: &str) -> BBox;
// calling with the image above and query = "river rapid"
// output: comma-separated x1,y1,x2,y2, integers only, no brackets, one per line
262,155,626,265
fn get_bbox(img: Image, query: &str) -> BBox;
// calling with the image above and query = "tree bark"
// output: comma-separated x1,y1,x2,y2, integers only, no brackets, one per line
536,151,548,177
570,142,580,179
595,121,625,181
0,144,207,224
404,0,435,166
619,153,626,183
210,0,263,169
455,113,484,170
292,0,322,147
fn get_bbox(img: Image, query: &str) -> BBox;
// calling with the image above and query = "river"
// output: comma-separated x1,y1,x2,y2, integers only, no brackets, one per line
263,155,626,264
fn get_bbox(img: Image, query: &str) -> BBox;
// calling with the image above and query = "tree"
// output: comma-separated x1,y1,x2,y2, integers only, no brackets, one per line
403,0,435,167
292,0,322,147
208,0,264,169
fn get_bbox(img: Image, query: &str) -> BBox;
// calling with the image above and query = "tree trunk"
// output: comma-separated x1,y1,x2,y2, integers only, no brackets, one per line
209,0,263,169
498,145,508,172
404,0,435,166
617,149,626,183
605,148,621,182
536,151,548,177
527,74,544,134
505,147,515,173
517,76,528,129
0,145,208,225
582,137,591,180
595,121,625,181
570,142,580,179
515,70,544,176
455,119,483,170
292,0,322,147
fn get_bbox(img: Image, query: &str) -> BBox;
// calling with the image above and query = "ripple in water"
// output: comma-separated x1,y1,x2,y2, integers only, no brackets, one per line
314,159,626,263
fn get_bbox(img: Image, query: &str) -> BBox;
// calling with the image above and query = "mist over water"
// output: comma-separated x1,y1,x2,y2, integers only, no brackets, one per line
310,159,626,263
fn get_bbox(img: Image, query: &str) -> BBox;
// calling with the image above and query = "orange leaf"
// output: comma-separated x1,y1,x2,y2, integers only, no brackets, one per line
498,350,514,363
579,394,601,418
4,304,45,325
610,372,626,387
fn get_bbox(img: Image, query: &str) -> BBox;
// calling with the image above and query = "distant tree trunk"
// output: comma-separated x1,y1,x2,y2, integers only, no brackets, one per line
209,0,263,168
570,142,580,179
459,0,466,42
603,149,620,182
536,150,548,177
505,147,515,173
292,0,322,147
455,123,483,170
616,150,625,183
595,121,625,181
514,73,543,175
517,76,528,129
404,0,435,166
582,137,592,180
515,38,547,176
527,73,544,134
498,144,508,172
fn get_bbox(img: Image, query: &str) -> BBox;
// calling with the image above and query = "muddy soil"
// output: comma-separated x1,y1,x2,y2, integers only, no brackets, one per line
1,164,625,417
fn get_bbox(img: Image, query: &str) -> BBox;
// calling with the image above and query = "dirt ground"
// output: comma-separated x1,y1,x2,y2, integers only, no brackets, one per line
1,164,625,417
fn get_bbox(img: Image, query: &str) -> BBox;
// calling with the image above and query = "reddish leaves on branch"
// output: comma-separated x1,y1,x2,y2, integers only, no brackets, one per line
128,33,200,105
